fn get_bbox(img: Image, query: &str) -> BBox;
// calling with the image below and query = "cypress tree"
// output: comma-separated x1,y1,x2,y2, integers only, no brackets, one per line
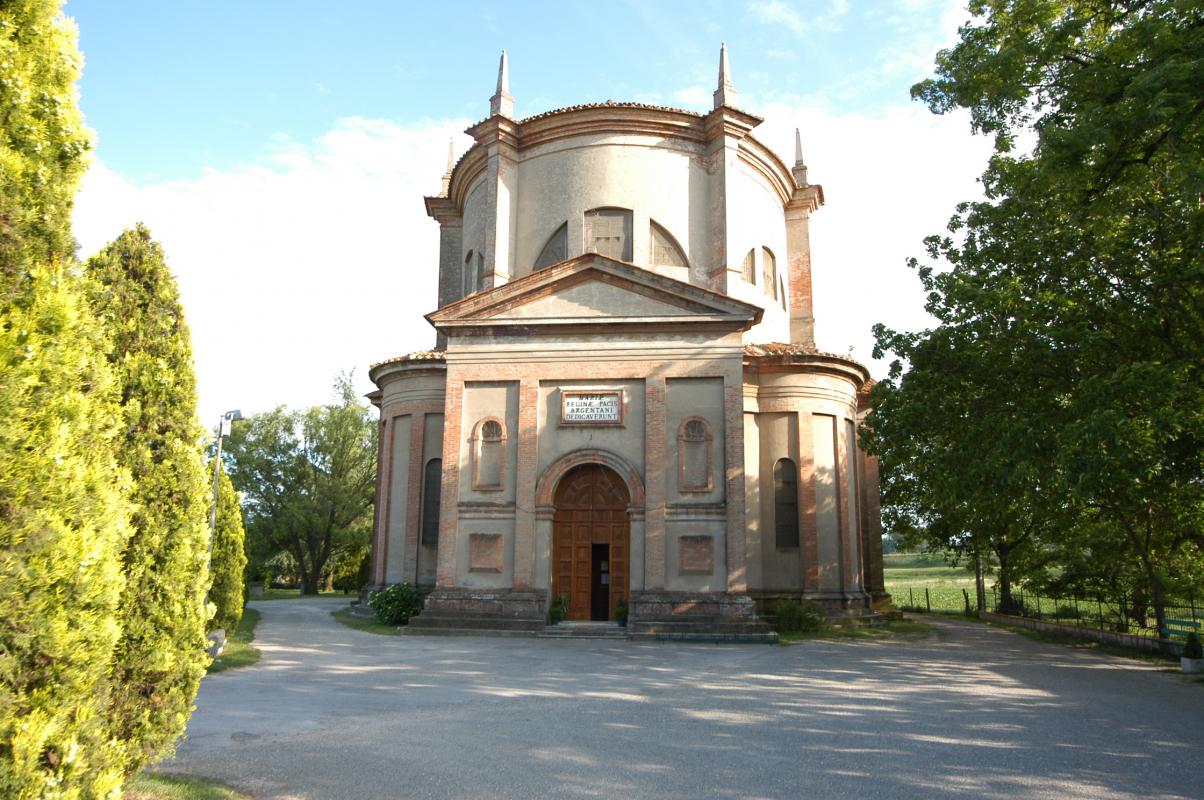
207,457,247,634
85,225,210,776
1,2,133,797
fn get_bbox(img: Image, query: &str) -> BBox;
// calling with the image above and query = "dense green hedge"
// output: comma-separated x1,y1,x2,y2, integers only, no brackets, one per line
208,458,248,633
0,3,135,797
86,225,211,776
369,584,424,625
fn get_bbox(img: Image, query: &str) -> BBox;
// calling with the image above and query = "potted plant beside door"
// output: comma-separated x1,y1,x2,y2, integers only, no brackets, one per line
614,595,628,627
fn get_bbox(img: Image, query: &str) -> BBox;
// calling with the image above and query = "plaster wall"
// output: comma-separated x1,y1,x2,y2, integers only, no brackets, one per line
384,414,412,584
459,382,519,504
535,379,646,481
513,135,707,283
756,411,801,590
665,377,725,504
725,164,790,342
812,413,841,592
417,412,444,586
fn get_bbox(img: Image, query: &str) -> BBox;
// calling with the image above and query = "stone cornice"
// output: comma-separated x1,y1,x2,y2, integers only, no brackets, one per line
368,353,447,388
786,183,825,214
426,252,763,338
743,343,871,385
436,102,798,217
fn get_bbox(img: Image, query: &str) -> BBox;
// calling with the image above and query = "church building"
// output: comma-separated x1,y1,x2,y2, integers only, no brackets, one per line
367,47,889,637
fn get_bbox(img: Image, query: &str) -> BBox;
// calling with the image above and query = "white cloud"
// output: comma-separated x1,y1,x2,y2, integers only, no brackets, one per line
748,0,849,34
672,85,711,109
74,99,991,427
74,117,475,425
754,101,993,369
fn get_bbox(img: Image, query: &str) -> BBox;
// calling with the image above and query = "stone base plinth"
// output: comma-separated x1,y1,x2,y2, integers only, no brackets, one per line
627,591,775,641
403,588,548,634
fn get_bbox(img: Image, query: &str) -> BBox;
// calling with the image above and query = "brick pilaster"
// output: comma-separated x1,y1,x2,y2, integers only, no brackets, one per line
402,413,427,585
799,412,819,592
436,377,464,587
723,368,748,592
512,377,539,589
644,376,667,589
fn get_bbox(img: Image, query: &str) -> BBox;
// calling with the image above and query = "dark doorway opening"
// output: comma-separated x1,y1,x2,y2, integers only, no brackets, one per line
591,544,610,621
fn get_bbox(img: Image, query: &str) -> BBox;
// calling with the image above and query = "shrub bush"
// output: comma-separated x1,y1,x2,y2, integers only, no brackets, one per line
1184,633,1203,660
549,594,569,624
208,458,247,633
369,583,424,625
772,600,825,633
87,225,212,777
0,3,134,796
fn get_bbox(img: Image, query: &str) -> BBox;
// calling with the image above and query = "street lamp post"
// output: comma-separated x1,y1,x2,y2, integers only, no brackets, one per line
208,409,243,563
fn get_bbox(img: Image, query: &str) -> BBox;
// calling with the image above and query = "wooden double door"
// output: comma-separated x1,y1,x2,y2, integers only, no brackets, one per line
552,464,630,621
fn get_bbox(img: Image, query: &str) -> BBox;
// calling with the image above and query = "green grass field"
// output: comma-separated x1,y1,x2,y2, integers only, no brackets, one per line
125,773,249,800
331,606,398,635
248,587,355,601
883,552,978,613
208,608,261,673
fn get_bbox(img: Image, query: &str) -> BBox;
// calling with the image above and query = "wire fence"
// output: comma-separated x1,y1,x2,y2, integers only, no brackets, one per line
892,585,1202,640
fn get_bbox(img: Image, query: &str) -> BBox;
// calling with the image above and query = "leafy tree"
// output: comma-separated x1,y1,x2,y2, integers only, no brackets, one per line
0,3,133,797
85,225,210,776
225,377,376,595
207,457,247,633
0,0,90,272
873,0,1203,629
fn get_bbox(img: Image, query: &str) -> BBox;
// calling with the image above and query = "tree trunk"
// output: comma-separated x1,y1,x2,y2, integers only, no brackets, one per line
974,538,986,612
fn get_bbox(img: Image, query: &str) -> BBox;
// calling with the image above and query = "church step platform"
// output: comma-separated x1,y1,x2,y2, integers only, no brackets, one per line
538,621,630,639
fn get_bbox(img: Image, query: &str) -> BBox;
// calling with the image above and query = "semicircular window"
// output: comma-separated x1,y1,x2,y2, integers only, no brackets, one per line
534,222,568,270
650,220,688,268
584,207,633,262
763,247,778,300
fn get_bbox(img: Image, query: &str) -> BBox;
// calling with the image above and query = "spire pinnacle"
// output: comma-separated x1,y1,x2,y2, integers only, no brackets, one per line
713,42,737,110
792,128,809,186
490,50,514,118
440,139,455,197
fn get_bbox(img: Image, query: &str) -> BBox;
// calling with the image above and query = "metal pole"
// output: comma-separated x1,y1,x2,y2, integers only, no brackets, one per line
925,587,931,613
208,416,223,566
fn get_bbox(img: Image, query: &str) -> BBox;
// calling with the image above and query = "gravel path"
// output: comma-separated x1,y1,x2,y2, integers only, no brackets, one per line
162,597,1203,799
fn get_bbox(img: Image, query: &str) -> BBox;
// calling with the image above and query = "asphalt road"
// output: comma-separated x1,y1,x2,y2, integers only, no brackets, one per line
162,597,1203,800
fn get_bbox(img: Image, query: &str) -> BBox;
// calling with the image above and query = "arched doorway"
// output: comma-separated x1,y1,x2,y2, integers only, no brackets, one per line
552,464,630,621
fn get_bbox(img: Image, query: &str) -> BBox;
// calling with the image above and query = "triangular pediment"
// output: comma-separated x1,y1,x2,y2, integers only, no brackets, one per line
427,254,762,335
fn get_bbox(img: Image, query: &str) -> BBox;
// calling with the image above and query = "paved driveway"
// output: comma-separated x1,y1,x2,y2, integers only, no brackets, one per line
165,597,1202,800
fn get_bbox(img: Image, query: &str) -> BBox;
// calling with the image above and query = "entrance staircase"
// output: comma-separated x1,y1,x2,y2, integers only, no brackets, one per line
538,621,629,640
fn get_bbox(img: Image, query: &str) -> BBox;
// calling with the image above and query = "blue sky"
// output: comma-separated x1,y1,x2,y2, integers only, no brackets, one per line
69,1,959,180
65,1,993,424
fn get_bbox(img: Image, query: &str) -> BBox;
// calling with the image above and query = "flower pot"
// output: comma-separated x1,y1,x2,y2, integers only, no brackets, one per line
1181,657,1204,674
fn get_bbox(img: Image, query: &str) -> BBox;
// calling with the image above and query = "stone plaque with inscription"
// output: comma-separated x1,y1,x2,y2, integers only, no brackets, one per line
560,390,622,425
468,533,504,573
679,535,714,576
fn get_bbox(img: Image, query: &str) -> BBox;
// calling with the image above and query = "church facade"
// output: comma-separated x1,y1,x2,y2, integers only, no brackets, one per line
367,48,889,636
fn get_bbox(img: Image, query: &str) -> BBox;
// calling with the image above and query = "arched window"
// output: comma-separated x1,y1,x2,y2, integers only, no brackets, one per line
420,458,442,546
762,247,777,300
649,220,688,268
774,458,799,549
741,249,756,285
472,418,505,490
584,208,632,261
678,417,713,492
463,250,475,296
534,222,568,270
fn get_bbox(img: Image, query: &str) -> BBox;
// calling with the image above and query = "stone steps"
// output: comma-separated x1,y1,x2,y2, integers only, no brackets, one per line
537,622,629,639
